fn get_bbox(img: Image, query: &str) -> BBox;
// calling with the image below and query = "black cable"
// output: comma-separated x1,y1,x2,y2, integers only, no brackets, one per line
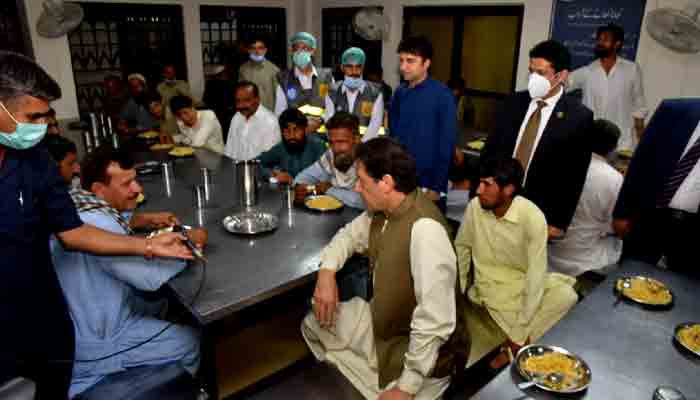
6,257,204,367
8,257,206,366
74,256,206,363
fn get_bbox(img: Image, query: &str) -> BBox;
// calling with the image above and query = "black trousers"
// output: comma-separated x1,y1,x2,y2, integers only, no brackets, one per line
1,297,75,399
621,208,698,277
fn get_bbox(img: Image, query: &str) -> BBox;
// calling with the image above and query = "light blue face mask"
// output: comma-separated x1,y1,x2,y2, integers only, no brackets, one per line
292,50,312,68
0,102,48,150
343,76,364,91
250,53,266,63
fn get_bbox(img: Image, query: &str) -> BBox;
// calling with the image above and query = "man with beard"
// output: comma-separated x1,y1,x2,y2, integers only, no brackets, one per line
327,47,384,141
258,108,326,184
116,73,158,135
569,23,648,152
294,112,365,209
454,156,577,369
224,81,280,160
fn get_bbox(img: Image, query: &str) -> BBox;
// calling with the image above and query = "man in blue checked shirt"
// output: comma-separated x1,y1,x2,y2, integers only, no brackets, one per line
293,112,365,209
0,51,193,399
51,146,205,398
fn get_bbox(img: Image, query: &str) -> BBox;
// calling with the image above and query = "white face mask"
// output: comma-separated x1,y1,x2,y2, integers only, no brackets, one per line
527,73,552,99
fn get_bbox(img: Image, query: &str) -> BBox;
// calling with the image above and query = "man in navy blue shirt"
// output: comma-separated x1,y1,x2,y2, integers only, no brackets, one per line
0,51,193,398
389,36,457,210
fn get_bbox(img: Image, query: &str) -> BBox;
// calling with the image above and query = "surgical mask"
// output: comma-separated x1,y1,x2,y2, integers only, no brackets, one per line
343,76,364,91
250,53,266,63
527,73,552,99
292,50,312,68
0,102,48,150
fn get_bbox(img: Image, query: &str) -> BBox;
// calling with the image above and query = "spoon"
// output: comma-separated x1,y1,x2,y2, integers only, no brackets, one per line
614,279,631,306
518,372,564,390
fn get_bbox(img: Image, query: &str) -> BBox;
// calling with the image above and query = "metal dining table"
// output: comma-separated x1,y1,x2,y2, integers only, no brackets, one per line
135,149,361,398
470,259,700,400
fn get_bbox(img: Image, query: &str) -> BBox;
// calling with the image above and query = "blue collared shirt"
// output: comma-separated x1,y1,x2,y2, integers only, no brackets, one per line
0,146,83,367
389,78,457,194
294,150,366,209
50,209,186,396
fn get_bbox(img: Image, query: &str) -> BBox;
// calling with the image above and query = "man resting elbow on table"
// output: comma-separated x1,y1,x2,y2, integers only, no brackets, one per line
454,156,577,370
302,138,469,400
258,108,326,185
170,95,225,154
51,145,207,398
293,112,365,209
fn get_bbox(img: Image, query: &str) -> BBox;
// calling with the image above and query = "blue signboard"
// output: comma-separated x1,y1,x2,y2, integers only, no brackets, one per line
549,0,647,69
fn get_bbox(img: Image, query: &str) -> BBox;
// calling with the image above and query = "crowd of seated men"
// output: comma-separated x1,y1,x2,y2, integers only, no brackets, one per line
3,19,699,400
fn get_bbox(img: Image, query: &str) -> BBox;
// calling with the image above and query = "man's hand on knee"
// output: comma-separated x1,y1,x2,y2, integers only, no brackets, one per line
313,269,339,328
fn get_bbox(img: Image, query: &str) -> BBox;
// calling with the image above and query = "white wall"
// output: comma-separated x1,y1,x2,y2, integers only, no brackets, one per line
23,0,307,121
23,0,700,121
320,0,700,116
320,0,553,90
637,0,700,114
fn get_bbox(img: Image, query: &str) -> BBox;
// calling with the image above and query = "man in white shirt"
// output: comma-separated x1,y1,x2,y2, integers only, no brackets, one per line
549,119,623,277
614,98,700,276
224,81,280,160
302,137,468,400
568,23,648,152
327,47,384,141
170,95,225,154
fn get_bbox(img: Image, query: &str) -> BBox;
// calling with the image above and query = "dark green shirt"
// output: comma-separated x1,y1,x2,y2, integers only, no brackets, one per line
258,137,326,178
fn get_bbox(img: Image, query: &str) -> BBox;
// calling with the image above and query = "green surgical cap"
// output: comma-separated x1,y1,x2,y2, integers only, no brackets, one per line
290,32,317,49
341,47,366,65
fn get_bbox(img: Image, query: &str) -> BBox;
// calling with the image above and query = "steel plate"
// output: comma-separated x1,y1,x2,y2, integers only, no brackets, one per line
222,211,279,235
515,344,592,393
674,322,700,358
615,276,674,307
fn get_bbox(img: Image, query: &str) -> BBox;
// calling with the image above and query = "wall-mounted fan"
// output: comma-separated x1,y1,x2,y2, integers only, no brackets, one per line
353,7,390,41
37,0,84,39
646,3,700,53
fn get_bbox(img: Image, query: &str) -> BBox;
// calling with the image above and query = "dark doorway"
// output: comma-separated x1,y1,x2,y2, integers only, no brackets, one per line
0,0,33,57
200,6,287,74
404,6,524,134
68,3,186,113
